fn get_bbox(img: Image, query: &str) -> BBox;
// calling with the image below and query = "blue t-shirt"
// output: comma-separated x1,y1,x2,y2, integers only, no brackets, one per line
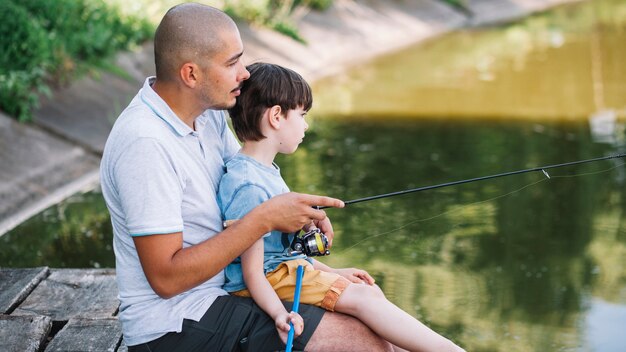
218,153,310,292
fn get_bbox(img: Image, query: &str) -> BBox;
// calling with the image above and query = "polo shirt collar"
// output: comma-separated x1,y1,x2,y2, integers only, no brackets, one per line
140,77,194,137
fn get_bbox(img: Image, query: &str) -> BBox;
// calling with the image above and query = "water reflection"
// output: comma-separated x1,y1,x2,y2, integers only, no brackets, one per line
281,118,626,351
0,192,112,268
312,0,626,121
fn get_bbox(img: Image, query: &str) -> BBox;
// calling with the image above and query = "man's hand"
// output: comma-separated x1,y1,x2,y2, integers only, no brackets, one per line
332,268,375,285
250,192,343,234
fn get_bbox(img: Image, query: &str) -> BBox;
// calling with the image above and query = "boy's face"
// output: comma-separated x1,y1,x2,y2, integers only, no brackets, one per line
277,106,309,154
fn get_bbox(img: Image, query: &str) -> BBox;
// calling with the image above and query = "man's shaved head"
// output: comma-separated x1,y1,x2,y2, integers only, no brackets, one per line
154,3,237,81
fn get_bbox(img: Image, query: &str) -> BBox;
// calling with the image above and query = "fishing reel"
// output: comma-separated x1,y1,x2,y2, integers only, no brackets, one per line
290,228,330,257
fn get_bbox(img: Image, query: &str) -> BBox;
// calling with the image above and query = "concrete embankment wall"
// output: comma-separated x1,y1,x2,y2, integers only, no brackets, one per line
0,0,582,235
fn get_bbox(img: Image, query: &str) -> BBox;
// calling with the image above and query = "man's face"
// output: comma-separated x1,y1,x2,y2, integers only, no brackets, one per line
200,28,250,110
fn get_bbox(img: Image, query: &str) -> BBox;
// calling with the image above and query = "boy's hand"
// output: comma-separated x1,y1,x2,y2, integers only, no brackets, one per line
332,268,375,285
276,311,304,342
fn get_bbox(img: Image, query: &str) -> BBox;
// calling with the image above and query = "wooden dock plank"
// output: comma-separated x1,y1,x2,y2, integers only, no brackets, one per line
13,269,118,321
0,267,49,314
0,314,52,352
45,318,122,352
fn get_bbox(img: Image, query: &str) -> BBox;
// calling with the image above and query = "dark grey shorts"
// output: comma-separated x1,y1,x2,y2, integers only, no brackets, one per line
128,295,325,352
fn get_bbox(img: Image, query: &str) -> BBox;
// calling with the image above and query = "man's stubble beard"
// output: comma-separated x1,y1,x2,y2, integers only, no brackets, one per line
199,83,236,111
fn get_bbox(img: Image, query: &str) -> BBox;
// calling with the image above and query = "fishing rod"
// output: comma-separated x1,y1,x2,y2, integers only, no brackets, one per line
317,153,626,209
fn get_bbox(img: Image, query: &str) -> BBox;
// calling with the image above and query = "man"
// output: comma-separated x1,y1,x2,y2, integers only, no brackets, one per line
100,3,394,351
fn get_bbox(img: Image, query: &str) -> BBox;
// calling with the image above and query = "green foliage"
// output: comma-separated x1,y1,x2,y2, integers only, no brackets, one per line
0,2,50,73
443,0,465,6
300,0,332,11
0,70,49,122
224,0,333,43
0,2,50,121
271,20,307,43
0,0,152,121
19,0,152,64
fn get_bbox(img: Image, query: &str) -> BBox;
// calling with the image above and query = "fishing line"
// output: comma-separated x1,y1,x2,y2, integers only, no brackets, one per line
549,161,625,179
336,178,547,254
334,160,626,254
318,153,626,210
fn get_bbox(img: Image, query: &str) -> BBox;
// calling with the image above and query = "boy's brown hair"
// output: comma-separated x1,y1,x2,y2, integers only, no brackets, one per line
228,62,312,142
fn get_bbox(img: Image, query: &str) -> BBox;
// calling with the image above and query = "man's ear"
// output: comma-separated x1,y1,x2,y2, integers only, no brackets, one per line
267,105,283,129
179,62,199,88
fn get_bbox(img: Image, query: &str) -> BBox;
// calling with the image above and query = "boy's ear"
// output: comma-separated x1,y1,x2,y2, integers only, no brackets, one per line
267,105,282,129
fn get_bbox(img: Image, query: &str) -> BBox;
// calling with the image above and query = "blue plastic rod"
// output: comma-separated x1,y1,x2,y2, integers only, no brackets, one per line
285,265,305,352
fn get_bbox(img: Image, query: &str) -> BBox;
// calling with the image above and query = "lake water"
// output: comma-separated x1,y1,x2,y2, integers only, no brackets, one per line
2,0,626,350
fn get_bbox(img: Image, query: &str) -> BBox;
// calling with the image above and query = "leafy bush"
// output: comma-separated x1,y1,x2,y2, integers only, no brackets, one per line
0,0,152,121
18,0,151,63
0,1,51,121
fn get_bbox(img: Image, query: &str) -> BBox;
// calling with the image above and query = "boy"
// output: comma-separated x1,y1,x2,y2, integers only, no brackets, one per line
218,62,464,352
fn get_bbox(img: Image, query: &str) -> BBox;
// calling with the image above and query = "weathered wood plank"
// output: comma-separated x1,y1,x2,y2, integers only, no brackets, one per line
45,318,122,352
0,314,52,352
0,267,49,314
13,269,118,321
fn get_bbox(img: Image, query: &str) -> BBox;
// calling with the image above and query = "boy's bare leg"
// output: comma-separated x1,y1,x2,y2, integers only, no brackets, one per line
334,284,465,352
305,311,394,351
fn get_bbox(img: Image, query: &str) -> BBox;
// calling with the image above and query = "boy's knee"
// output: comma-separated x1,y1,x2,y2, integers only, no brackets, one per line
337,282,388,314
352,283,386,301
370,283,385,297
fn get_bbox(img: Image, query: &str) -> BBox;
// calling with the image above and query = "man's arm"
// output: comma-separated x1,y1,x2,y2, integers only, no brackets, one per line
134,192,343,298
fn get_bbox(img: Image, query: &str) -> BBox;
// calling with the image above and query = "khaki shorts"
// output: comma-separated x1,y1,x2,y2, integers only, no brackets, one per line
233,258,350,311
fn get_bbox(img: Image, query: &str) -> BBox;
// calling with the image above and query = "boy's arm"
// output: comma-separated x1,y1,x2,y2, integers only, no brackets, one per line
241,239,304,338
241,240,288,320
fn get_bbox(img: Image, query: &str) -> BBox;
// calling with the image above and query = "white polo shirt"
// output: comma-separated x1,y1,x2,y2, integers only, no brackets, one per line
100,77,240,345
